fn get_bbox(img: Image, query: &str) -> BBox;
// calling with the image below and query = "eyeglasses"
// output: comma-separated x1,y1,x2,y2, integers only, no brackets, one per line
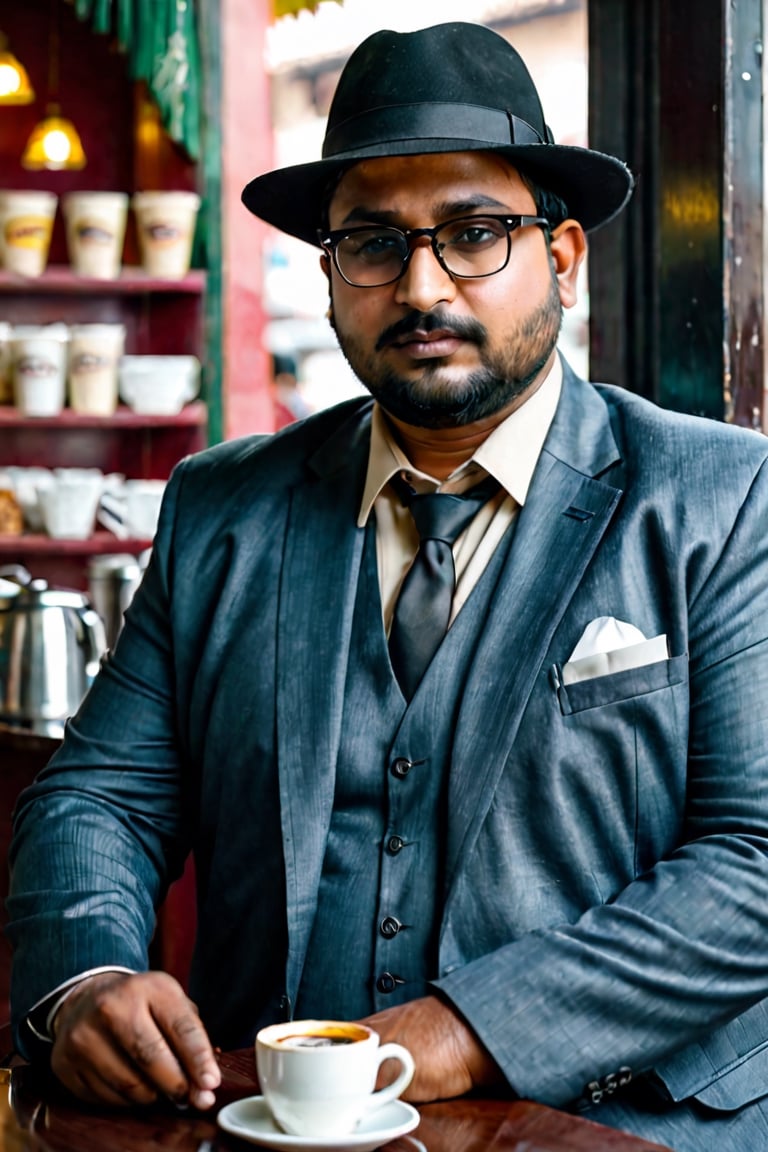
318,213,549,288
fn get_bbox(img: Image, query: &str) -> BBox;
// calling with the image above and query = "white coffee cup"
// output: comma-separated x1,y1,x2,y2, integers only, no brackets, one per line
0,190,57,278
62,191,129,280
132,190,201,279
38,468,106,539
118,355,200,415
5,466,54,531
68,323,126,415
11,324,69,416
256,1019,415,1139
98,479,166,540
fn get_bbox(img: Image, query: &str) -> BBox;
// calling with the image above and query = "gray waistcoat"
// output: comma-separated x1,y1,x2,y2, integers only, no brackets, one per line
296,516,514,1018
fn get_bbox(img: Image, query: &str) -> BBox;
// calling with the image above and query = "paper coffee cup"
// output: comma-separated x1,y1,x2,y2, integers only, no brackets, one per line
132,191,200,279
0,190,57,278
63,191,128,280
68,323,126,415
11,324,69,417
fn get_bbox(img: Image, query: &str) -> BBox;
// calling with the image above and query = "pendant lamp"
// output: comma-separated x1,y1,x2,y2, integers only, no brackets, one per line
22,104,86,170
21,0,86,170
0,32,35,104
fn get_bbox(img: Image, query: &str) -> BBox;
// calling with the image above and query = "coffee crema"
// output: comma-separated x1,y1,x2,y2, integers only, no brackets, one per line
277,1024,368,1049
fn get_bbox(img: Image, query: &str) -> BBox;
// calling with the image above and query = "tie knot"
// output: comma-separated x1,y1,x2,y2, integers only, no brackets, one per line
391,473,499,546
409,492,477,545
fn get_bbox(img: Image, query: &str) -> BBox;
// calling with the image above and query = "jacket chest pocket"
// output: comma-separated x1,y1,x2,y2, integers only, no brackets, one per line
553,652,689,715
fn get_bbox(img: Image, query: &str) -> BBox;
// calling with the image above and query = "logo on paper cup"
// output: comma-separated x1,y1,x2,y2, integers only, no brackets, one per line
144,220,185,246
71,351,112,375
74,218,115,247
17,355,58,378
5,215,53,251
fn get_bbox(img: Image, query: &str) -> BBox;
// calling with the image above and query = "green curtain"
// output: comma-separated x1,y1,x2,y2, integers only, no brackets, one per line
71,0,201,159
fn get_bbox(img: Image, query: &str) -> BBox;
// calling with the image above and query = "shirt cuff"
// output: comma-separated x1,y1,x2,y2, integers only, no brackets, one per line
26,966,137,1044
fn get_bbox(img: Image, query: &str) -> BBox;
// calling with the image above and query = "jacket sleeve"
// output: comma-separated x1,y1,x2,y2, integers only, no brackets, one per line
5,462,190,1057
435,454,768,1111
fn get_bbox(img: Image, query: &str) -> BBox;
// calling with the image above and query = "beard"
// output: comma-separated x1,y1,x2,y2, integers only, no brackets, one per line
332,275,563,429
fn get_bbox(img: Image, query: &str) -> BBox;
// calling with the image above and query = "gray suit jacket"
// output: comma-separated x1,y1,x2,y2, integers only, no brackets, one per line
8,361,768,1117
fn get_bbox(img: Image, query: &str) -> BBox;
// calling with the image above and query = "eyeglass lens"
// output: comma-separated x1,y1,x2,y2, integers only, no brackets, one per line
334,216,516,286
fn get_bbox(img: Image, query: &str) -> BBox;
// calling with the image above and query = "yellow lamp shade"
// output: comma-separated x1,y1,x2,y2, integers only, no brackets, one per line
273,0,342,16
22,105,86,171
0,34,35,104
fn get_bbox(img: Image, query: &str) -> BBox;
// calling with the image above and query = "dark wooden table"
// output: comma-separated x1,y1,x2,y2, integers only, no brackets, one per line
0,1046,672,1152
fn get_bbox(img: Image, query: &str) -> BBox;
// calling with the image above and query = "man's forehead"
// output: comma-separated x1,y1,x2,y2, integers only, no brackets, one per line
330,151,534,216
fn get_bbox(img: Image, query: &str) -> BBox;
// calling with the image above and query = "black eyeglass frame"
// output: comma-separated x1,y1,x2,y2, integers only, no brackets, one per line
318,214,550,287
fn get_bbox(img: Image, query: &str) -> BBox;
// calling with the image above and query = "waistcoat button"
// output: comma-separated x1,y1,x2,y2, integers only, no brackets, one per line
376,972,403,994
386,835,405,854
380,915,402,938
391,757,413,780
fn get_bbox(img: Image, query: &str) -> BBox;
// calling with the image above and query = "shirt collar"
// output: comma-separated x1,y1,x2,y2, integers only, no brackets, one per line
357,355,563,526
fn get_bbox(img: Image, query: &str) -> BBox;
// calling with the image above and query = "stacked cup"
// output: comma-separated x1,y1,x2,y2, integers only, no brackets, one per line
132,191,201,278
0,190,58,278
10,324,69,416
62,191,129,280
67,323,126,415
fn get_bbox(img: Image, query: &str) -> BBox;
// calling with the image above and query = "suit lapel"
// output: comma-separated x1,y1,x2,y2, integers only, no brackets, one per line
445,367,624,892
276,403,372,1007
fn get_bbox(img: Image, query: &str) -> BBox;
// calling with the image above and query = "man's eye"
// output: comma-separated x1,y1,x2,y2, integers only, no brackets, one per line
350,233,403,262
449,222,504,248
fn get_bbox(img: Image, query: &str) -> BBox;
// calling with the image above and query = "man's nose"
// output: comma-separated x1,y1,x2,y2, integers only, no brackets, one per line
393,239,456,311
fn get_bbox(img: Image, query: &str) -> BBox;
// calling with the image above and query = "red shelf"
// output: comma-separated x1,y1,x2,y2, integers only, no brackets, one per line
0,401,207,430
0,267,206,296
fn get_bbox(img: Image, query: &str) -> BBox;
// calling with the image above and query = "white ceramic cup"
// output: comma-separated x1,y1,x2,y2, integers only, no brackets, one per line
256,1019,415,1139
37,468,105,540
11,324,69,416
97,478,166,540
67,323,126,415
62,191,129,280
5,466,54,531
118,355,200,415
0,190,57,278
132,190,201,279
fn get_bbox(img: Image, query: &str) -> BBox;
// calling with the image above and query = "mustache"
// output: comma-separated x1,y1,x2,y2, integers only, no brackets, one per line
375,310,487,351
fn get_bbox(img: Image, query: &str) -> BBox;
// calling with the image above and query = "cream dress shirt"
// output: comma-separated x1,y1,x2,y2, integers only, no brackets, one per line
358,356,563,630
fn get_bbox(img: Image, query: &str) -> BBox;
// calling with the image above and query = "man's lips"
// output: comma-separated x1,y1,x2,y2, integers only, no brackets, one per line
388,328,467,358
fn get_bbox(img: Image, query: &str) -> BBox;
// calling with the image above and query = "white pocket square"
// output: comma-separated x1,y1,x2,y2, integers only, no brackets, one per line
562,616,668,685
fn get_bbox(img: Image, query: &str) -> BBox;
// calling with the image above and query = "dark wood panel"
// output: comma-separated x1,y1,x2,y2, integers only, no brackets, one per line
588,0,765,425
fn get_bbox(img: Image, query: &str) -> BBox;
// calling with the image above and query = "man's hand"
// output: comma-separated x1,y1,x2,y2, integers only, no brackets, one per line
50,971,221,1110
361,995,502,1103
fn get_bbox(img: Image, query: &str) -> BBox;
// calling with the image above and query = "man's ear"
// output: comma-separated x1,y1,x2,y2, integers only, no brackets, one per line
548,219,586,310
319,254,335,327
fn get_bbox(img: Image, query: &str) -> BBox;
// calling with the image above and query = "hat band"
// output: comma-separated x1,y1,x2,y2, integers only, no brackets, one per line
322,101,545,159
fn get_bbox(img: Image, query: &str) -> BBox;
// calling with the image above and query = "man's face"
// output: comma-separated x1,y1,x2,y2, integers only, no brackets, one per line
323,151,574,430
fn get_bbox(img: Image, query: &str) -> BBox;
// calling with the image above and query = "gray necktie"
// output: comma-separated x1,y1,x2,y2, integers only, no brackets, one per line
388,474,498,700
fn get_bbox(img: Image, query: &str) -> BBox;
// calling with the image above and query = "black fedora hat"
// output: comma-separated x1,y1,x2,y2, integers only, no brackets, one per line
242,21,634,244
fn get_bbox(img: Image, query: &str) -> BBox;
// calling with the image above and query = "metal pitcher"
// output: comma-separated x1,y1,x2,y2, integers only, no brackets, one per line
0,567,107,737
87,552,148,650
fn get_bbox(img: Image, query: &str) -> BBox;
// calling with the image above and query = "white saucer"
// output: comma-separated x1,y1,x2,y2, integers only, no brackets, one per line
217,1095,420,1151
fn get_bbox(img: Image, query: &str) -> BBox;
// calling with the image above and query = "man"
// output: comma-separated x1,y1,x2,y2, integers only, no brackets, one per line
8,22,768,1151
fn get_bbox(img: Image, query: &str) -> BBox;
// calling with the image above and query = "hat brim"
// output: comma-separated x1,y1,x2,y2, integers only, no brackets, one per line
242,140,634,245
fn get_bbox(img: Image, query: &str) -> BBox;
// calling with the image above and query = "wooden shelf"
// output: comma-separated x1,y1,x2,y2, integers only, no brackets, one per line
0,532,151,556
0,401,208,430
0,267,206,296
